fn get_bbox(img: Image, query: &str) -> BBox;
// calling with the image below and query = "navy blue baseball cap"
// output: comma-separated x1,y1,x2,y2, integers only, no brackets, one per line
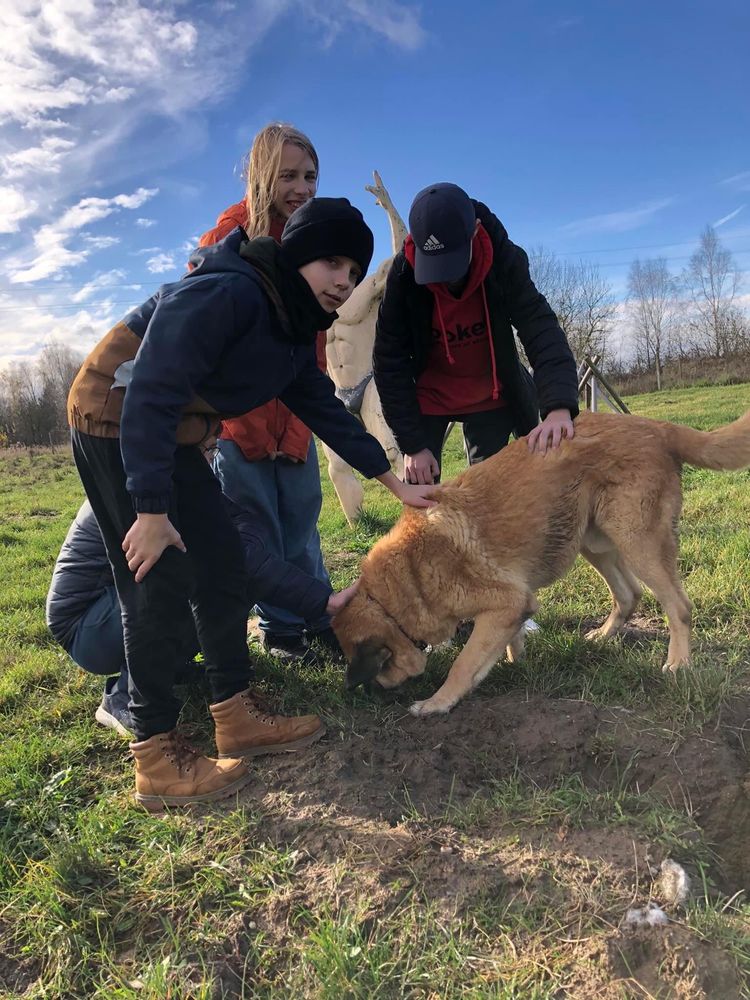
408,182,477,284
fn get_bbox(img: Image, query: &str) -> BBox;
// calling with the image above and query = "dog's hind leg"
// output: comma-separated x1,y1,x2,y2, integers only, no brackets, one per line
619,539,693,673
410,597,533,717
582,546,643,641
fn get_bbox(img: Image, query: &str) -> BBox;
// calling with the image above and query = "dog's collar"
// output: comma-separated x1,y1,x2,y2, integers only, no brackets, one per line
366,595,429,651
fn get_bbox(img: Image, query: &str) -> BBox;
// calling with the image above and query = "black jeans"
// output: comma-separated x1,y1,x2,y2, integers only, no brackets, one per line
421,407,517,478
71,430,253,740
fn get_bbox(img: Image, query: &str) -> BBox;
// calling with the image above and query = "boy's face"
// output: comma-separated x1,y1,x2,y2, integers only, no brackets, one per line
298,257,361,311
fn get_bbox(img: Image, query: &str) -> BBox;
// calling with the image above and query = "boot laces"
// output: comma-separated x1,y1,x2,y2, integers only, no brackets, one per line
241,691,277,726
160,731,199,774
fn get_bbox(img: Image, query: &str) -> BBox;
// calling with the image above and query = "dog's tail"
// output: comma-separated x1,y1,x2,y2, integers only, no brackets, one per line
667,409,750,471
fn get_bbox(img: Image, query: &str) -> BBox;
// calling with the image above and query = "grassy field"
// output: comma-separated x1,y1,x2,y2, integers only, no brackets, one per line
1,384,749,998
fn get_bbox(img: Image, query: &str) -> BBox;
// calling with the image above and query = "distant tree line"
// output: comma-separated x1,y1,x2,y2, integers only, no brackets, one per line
530,224,749,393
0,343,82,448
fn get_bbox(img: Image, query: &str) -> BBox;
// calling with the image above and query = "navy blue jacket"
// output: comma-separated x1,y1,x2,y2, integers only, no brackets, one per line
68,228,390,512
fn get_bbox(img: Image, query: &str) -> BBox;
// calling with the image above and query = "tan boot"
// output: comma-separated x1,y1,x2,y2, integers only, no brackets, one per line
210,688,325,758
130,730,251,812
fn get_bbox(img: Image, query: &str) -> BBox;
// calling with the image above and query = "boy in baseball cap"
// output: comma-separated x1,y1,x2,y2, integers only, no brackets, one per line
374,182,579,485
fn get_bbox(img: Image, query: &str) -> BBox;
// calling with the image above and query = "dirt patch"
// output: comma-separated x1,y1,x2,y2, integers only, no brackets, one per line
241,692,750,889
605,924,742,999
0,920,42,995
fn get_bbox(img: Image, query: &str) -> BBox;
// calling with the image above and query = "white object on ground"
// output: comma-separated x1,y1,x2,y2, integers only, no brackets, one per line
624,902,669,928
659,859,691,905
524,618,540,633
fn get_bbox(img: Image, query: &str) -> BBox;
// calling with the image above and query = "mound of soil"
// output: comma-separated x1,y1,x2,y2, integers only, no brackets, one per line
248,692,750,892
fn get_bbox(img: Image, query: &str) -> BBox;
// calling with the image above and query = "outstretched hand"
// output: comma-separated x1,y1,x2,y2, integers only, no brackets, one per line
526,409,575,455
326,580,360,617
375,469,438,510
396,481,438,509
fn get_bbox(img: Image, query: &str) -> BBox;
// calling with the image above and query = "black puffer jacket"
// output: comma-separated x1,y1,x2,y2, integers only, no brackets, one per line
373,200,579,455
46,499,332,653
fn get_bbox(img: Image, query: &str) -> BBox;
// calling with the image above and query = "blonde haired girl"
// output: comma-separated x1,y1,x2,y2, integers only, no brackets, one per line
243,122,319,238
199,123,341,662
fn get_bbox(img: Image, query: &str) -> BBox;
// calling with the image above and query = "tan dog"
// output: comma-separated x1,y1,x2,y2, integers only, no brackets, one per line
333,410,750,717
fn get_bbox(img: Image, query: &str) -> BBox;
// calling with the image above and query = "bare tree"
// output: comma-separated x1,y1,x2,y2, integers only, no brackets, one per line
36,340,83,439
627,257,678,390
684,226,742,358
0,341,82,446
530,247,616,362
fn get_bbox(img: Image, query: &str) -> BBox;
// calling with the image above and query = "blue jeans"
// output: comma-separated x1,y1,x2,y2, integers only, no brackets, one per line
68,586,128,677
67,582,201,713
67,586,199,678
213,438,332,638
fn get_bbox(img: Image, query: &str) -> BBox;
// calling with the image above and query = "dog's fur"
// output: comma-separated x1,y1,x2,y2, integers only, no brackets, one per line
333,410,750,716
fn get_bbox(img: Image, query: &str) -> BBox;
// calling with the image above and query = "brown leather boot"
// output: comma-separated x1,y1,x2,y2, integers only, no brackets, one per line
130,730,251,812
210,688,325,758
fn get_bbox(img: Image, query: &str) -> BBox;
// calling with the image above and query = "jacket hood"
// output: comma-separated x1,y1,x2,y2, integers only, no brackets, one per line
187,226,263,284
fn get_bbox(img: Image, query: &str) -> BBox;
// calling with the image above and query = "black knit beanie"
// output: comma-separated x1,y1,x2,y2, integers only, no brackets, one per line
280,197,374,284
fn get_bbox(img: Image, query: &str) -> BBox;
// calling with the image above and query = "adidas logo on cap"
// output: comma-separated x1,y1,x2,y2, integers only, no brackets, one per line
422,234,444,251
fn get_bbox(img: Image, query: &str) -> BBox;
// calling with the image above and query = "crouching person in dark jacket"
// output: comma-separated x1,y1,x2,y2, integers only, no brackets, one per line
47,496,339,738
46,501,199,736
66,197,435,812
374,183,580,485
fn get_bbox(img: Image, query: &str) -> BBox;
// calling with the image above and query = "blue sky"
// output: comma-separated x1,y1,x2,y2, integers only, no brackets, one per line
1,0,748,366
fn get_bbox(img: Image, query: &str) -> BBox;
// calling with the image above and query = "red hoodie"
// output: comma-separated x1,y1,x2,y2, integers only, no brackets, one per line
196,200,327,462
405,222,504,415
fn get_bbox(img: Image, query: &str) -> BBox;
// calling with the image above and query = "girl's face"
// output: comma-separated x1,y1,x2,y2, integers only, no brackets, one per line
274,143,317,219
298,257,362,312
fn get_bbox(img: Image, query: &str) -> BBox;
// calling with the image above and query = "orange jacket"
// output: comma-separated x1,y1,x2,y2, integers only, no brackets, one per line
197,199,327,462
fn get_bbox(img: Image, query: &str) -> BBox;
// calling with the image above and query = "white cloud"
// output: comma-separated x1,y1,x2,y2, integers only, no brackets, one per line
304,0,427,50
21,115,71,131
101,86,135,103
714,205,745,228
341,0,427,49
0,294,130,369
721,171,750,192
82,235,120,250
1,135,76,179
146,252,177,274
560,198,674,236
71,269,127,303
0,185,38,233
7,187,158,283
135,217,157,228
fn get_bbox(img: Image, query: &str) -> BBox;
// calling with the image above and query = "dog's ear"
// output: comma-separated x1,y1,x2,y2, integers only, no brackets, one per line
346,640,392,690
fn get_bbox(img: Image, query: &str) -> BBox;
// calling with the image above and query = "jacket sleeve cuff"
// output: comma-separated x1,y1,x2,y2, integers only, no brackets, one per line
540,401,580,420
132,494,171,514
362,455,392,479
396,435,427,457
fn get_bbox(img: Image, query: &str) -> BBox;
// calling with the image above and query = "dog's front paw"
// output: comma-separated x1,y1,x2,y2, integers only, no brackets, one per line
662,658,690,675
409,698,450,717
584,626,607,642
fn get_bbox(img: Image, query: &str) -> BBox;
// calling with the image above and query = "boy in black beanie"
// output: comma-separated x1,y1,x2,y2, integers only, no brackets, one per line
280,197,374,283
67,197,435,813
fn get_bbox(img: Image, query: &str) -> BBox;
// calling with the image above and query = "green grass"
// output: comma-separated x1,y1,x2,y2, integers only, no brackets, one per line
1,386,750,997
